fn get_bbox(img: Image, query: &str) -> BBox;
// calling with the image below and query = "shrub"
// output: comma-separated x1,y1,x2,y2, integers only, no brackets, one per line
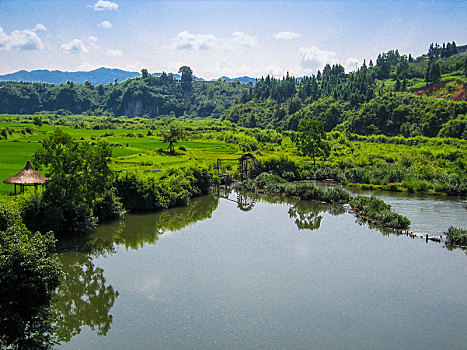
115,166,219,212
445,226,467,246
0,205,61,349
18,192,97,234
259,157,300,180
93,191,125,222
349,195,410,230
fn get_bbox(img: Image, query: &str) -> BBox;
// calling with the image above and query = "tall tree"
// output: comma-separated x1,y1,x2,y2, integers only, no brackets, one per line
31,129,115,233
160,122,185,153
178,66,193,92
292,119,330,167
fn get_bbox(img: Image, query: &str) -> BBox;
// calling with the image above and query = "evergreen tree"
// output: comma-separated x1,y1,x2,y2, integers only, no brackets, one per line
178,66,193,93
394,78,401,92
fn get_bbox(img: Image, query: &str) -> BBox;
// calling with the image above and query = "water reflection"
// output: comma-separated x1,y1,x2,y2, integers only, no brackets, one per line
57,195,220,255
288,200,345,231
53,254,119,343
52,189,467,348
231,189,346,231
213,187,257,211
53,194,220,344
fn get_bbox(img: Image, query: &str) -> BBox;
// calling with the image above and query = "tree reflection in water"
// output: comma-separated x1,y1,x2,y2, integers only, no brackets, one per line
52,192,346,344
52,254,119,343
52,194,220,344
230,190,346,231
288,200,345,231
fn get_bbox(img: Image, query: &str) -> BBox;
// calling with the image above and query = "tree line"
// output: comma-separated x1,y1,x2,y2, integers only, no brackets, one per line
0,67,249,118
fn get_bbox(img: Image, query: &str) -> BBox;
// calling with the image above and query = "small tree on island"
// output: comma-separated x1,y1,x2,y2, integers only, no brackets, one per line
292,119,330,167
160,122,185,154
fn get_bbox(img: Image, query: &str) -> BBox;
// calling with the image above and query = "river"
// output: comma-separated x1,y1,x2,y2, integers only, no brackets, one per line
54,188,467,349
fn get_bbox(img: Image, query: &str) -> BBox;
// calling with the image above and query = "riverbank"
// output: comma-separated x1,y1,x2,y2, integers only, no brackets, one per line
234,172,411,231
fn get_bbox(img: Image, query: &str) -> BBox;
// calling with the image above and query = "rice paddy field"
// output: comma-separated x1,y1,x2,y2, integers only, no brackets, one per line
1,114,466,201
0,115,277,199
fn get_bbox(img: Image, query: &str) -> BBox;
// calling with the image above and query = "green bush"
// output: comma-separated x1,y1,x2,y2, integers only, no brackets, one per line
259,157,301,181
18,192,96,234
349,195,410,230
93,191,125,222
0,205,61,349
0,205,24,231
115,165,219,212
445,226,467,246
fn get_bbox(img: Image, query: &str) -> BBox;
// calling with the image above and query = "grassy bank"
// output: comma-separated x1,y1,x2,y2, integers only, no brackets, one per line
234,172,410,230
0,114,466,204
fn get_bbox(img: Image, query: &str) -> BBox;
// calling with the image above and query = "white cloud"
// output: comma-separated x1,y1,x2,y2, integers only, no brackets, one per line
346,57,359,71
229,31,257,48
88,36,98,42
98,21,113,29
33,24,47,32
106,49,123,56
172,31,257,51
88,0,118,11
299,46,338,73
76,62,101,71
274,31,300,40
0,27,44,50
260,65,285,77
61,39,89,54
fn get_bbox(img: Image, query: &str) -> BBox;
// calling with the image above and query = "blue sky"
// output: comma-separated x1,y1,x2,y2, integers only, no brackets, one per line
0,0,466,79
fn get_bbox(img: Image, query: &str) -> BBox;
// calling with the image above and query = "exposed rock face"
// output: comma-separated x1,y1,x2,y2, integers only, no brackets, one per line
123,99,159,117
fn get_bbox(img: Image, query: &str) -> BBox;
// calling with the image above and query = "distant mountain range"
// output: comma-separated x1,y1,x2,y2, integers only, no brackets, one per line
0,67,256,85
214,76,257,84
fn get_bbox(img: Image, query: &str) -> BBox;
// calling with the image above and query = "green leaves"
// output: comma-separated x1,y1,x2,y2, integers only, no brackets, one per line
293,119,330,166
30,129,115,234
160,122,185,153
0,205,61,349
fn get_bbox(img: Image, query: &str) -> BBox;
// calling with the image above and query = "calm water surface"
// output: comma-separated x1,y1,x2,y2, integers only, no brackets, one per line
54,189,467,349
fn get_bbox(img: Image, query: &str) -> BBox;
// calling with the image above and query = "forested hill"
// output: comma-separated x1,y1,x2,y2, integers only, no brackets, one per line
224,42,467,138
0,71,250,118
1,42,467,138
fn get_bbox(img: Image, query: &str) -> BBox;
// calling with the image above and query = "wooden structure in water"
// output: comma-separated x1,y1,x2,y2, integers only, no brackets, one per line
213,187,257,212
216,153,260,181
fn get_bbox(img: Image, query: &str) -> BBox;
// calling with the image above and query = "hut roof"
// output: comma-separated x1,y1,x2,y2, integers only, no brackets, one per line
3,160,50,185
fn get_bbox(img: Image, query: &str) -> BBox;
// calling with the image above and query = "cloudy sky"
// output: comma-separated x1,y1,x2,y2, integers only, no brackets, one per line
0,0,465,79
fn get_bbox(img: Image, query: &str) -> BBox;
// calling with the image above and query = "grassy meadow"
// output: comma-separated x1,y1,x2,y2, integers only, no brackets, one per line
1,114,466,201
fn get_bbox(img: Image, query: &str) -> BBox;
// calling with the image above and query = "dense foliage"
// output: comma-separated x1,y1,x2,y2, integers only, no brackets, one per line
234,172,351,204
115,166,219,211
0,205,61,349
444,226,467,246
224,45,467,137
349,195,410,230
19,130,122,234
0,69,248,118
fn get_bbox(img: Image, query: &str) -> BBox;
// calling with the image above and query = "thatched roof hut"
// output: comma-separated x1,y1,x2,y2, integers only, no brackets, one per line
3,160,49,194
